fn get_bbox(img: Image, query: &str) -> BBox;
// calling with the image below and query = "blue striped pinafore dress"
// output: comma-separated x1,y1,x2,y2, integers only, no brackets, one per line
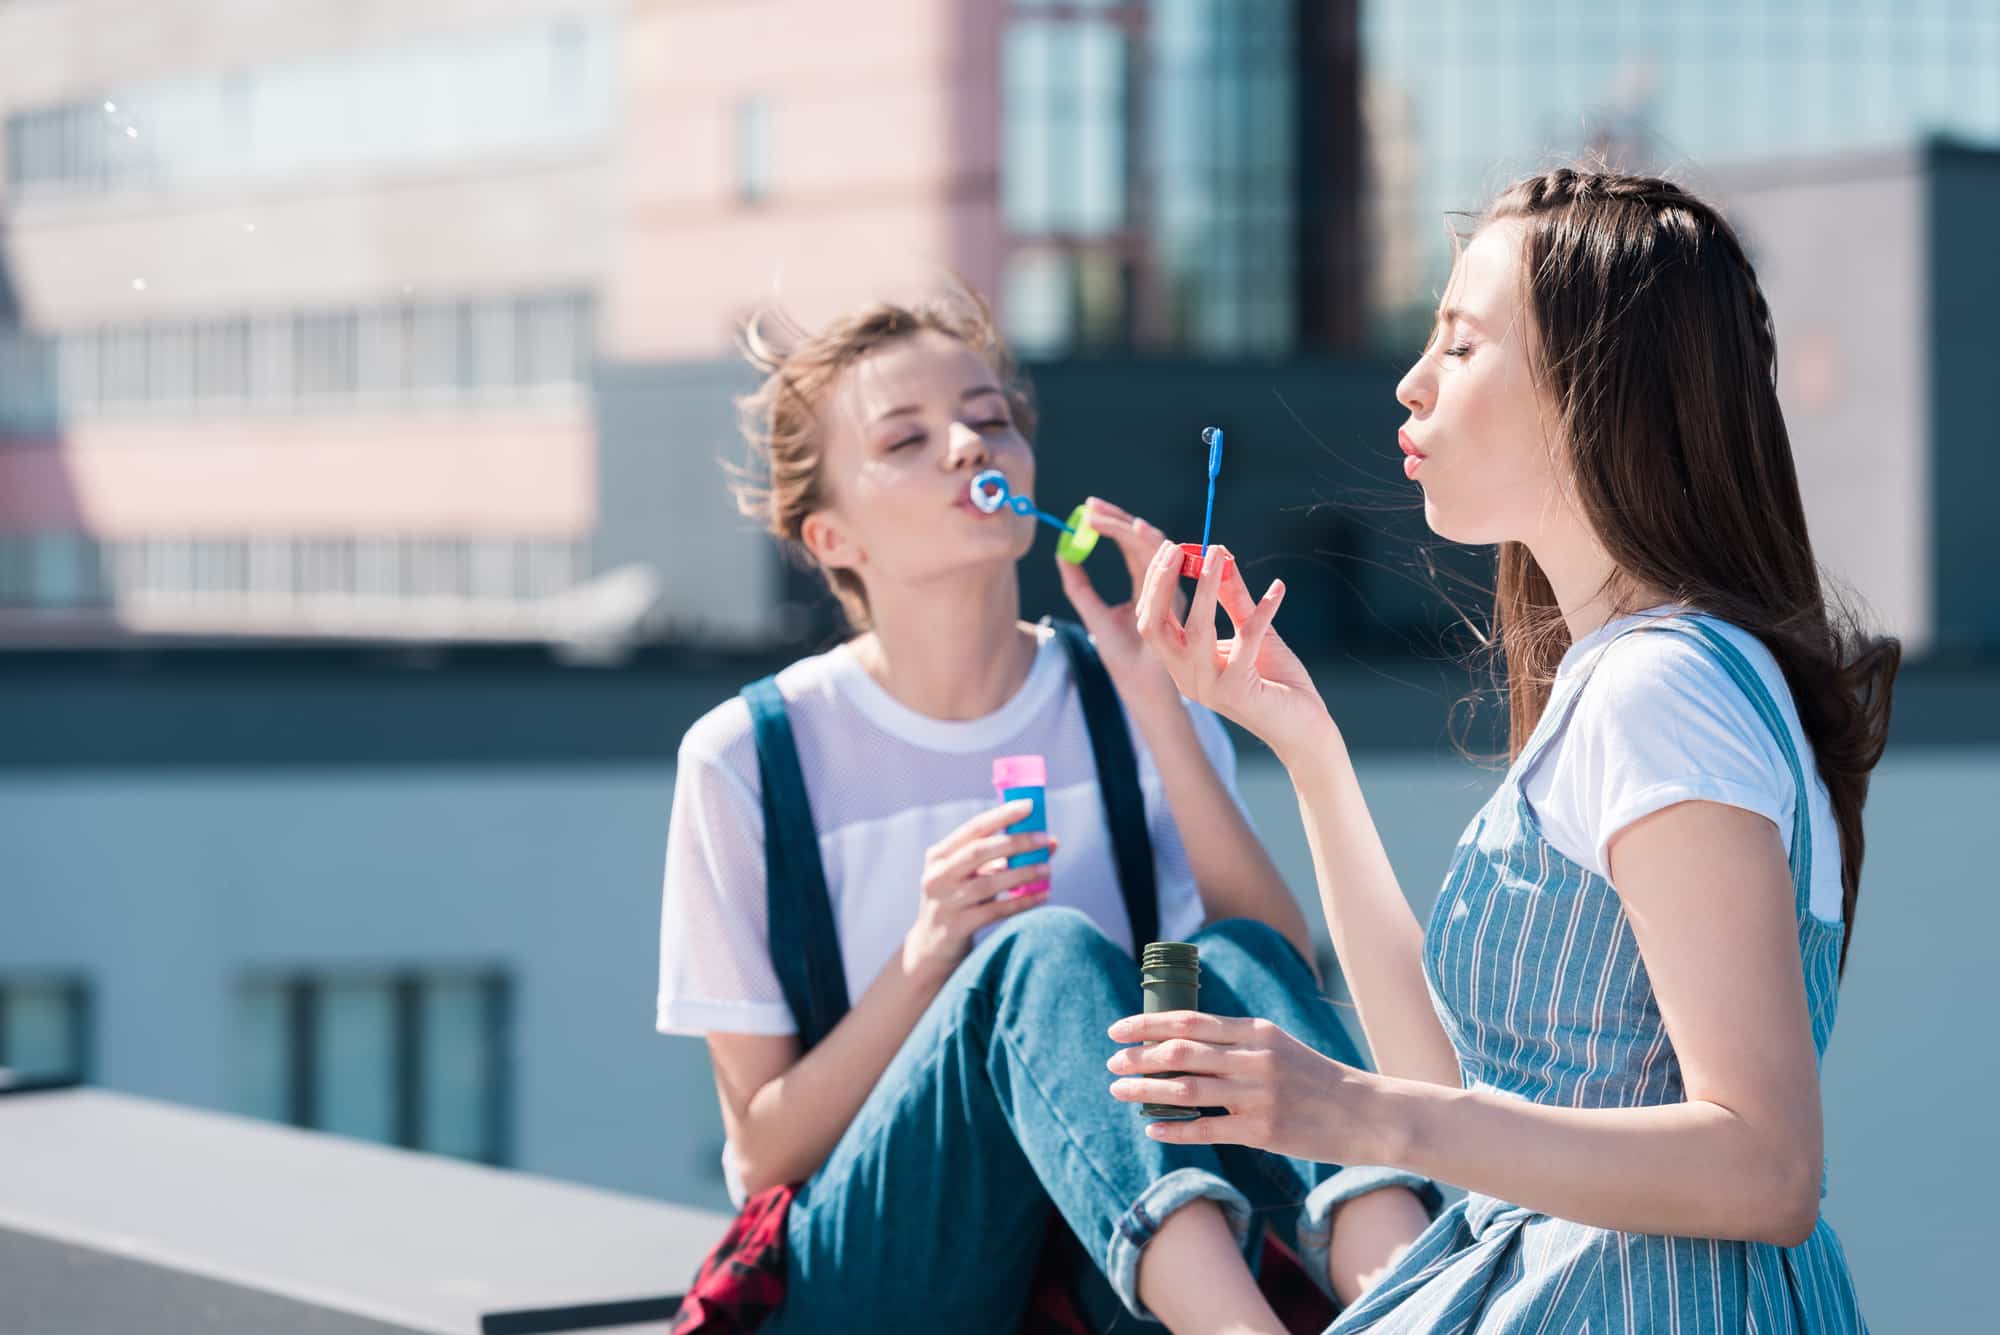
1327,614,1868,1333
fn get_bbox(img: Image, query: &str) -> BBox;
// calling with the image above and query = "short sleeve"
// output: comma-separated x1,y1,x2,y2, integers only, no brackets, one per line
656,725,799,1037
1528,630,1794,882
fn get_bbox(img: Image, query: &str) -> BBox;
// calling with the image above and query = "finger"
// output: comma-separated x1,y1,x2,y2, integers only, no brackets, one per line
949,859,1056,910
1212,552,1259,628
1084,495,1135,527
1084,500,1167,589
1141,1115,1239,1145
1184,544,1226,671
1107,1074,1224,1107
1134,540,1186,649
1107,1010,1251,1044
934,799,1038,858
963,885,1051,930
1055,555,1109,629
1106,1037,1236,1076
1221,578,1286,684
939,830,1055,885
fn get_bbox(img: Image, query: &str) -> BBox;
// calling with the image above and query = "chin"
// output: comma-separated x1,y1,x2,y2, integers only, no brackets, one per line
1420,493,1497,546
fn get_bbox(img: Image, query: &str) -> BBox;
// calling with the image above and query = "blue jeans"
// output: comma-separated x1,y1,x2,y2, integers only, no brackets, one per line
761,909,1441,1335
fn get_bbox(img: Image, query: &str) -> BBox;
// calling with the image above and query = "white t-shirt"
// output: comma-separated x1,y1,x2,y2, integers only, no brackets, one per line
656,621,1241,1041
1520,608,1843,924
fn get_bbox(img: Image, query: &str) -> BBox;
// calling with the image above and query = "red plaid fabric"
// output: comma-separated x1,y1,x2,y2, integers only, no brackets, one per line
670,1189,1336,1335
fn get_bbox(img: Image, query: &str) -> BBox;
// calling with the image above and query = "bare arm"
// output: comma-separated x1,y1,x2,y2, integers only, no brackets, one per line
1286,734,1462,1086
1127,535,1460,1086
1377,799,1824,1244
707,951,952,1196
1112,801,1822,1254
1131,698,1313,965
709,803,1059,1195
1061,499,1312,963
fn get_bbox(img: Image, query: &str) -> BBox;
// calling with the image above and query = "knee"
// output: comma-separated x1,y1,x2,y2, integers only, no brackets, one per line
965,906,1124,998
1191,917,1314,978
984,905,1112,964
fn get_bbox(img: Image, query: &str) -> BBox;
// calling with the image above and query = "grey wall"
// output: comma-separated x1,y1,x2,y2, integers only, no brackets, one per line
3,740,1997,1326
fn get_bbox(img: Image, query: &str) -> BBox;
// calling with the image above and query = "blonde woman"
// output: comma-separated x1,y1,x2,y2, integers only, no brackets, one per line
656,290,1437,1335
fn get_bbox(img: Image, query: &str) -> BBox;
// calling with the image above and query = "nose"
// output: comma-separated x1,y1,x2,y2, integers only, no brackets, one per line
945,420,990,470
1395,352,1435,419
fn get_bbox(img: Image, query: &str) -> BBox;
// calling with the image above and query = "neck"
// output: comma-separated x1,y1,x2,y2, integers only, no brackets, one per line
1526,520,1670,646
848,564,1039,721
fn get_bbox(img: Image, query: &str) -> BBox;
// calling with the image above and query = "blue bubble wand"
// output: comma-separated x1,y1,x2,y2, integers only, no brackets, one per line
1198,426,1225,559
969,470,1099,563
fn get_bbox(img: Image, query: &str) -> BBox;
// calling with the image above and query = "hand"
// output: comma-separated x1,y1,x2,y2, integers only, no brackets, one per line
1130,537,1333,769
1054,497,1187,714
1105,1010,1387,1166
902,799,1055,982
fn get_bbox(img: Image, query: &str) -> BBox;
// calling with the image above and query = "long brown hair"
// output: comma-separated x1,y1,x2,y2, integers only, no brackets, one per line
1483,167,1898,978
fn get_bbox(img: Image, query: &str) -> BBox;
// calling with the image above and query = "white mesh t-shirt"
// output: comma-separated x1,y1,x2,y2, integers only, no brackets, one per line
655,621,1244,1041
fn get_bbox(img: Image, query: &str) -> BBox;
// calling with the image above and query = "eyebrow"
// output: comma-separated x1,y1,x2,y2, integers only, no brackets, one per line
872,385,1007,424
1433,306,1483,331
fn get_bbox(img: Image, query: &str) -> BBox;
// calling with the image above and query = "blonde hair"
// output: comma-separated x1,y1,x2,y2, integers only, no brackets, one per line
730,281,1037,631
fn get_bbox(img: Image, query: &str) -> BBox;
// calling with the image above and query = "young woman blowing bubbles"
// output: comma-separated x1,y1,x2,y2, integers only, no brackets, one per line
1109,168,1895,1332
656,290,1438,1335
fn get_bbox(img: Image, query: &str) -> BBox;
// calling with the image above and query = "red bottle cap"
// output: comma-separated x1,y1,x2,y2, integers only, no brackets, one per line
1178,543,1236,580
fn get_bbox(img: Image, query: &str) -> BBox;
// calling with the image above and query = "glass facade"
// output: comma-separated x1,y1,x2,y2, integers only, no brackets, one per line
0,291,594,434
1363,0,2000,341
1001,0,1300,357
3,16,614,200
0,534,591,610
1149,0,1297,354
230,970,510,1165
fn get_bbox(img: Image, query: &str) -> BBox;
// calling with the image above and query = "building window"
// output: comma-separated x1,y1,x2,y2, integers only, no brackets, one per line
1002,18,1129,236
231,970,511,1165
1,18,614,201
735,96,773,205
0,291,595,434
0,977,91,1088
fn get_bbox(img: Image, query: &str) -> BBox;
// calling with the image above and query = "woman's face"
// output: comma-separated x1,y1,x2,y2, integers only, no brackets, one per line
804,329,1037,596
1394,220,1568,546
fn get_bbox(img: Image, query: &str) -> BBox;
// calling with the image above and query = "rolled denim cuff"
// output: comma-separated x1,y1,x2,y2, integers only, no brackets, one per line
1295,1165,1446,1301
1104,1166,1254,1322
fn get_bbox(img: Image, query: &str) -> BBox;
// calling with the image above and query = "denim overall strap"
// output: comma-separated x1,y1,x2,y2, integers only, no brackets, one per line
741,625,1161,1048
1652,619,1814,912
1047,618,1160,949
741,675,850,1052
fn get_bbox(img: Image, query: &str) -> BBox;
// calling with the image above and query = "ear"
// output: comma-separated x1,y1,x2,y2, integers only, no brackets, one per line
800,508,864,573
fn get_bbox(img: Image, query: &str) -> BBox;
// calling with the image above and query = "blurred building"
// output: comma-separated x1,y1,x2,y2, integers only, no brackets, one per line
1361,0,2000,343
1711,141,2000,661
0,0,1359,649
0,1,615,645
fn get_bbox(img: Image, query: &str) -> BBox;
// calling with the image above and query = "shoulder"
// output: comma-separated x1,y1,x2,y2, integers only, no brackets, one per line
1589,616,1790,729
1574,615,1793,786
676,648,850,787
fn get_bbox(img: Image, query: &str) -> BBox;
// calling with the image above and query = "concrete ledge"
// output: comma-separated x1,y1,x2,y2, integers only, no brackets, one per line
0,1087,727,1334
